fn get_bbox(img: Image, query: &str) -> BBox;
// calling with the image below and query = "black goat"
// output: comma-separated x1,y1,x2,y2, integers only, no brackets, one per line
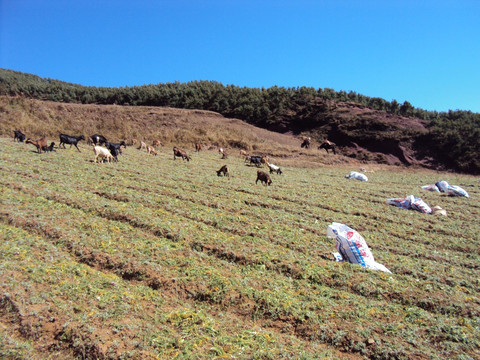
105,141,126,155
108,146,120,162
14,130,26,142
59,134,85,152
90,134,108,146
249,156,266,167
43,142,57,152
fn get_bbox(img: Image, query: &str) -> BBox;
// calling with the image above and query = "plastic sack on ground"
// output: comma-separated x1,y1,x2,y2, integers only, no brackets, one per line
446,185,469,197
435,181,469,197
386,195,432,214
435,181,449,193
421,184,440,192
326,222,391,273
345,171,368,181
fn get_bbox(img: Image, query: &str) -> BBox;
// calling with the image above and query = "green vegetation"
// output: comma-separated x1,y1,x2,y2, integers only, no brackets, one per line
1,68,479,174
1,138,479,359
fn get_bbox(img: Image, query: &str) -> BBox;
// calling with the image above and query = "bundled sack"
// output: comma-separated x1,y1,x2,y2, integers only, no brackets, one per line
421,184,440,192
435,181,470,197
326,222,391,273
386,195,432,214
345,171,368,181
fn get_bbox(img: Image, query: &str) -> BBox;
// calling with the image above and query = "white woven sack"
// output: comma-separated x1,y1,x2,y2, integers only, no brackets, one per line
326,222,391,273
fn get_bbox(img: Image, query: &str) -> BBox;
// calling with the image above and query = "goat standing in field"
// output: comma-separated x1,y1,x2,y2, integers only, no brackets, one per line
173,146,191,161
59,134,85,152
26,137,48,153
267,163,282,174
93,145,114,163
256,170,272,186
106,141,126,155
43,142,57,152
216,165,229,177
138,141,147,151
90,134,108,146
14,130,26,142
147,145,157,156
300,136,311,149
318,140,336,154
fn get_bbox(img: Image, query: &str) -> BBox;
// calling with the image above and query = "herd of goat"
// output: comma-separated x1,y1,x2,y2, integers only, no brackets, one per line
12,130,283,185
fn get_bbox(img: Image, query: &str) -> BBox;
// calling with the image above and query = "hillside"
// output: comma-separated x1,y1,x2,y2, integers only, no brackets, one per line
0,95,361,168
1,68,479,174
0,95,463,172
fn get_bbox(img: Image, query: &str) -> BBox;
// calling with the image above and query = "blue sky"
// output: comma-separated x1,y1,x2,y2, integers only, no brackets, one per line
1,0,479,113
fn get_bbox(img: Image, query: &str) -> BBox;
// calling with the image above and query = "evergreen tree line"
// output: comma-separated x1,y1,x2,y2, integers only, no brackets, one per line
1,68,479,173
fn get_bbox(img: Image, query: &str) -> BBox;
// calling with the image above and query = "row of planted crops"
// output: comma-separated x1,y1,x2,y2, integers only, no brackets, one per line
1,137,479,359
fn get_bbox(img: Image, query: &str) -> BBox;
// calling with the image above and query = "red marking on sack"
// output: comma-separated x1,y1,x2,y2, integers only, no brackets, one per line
347,231,354,240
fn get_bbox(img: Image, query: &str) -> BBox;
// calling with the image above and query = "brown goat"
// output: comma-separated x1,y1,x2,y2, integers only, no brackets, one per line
138,141,147,151
173,147,191,161
152,139,162,147
256,170,272,186
26,137,48,153
195,143,202,152
216,165,229,177
147,145,157,156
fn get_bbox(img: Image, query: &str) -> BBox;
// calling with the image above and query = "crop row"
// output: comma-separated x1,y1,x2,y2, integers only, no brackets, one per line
1,138,479,359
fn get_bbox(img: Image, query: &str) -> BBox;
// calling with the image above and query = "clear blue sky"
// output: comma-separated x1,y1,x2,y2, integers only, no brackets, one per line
1,0,479,113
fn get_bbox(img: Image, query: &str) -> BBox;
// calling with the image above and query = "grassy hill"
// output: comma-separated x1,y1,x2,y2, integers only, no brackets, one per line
1,68,479,174
1,134,479,359
0,95,357,168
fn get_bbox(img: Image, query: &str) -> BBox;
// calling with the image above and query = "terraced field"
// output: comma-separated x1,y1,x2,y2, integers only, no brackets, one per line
1,137,479,359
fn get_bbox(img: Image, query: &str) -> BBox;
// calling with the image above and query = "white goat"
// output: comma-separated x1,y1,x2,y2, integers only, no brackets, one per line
93,145,114,163
268,163,282,174
147,145,157,156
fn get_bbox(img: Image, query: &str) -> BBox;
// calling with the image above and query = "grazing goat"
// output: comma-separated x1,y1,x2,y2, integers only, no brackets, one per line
249,156,262,167
43,142,56,152
318,140,336,154
216,165,229,177
240,149,248,157
147,145,157,156
26,137,48,153
268,163,282,174
173,147,191,161
93,145,114,163
152,139,162,147
300,136,311,149
195,143,202,152
131,138,138,146
249,156,268,167
14,130,26,142
108,146,120,162
138,141,147,151
59,134,85,152
256,171,272,186
90,134,108,146
106,141,126,155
